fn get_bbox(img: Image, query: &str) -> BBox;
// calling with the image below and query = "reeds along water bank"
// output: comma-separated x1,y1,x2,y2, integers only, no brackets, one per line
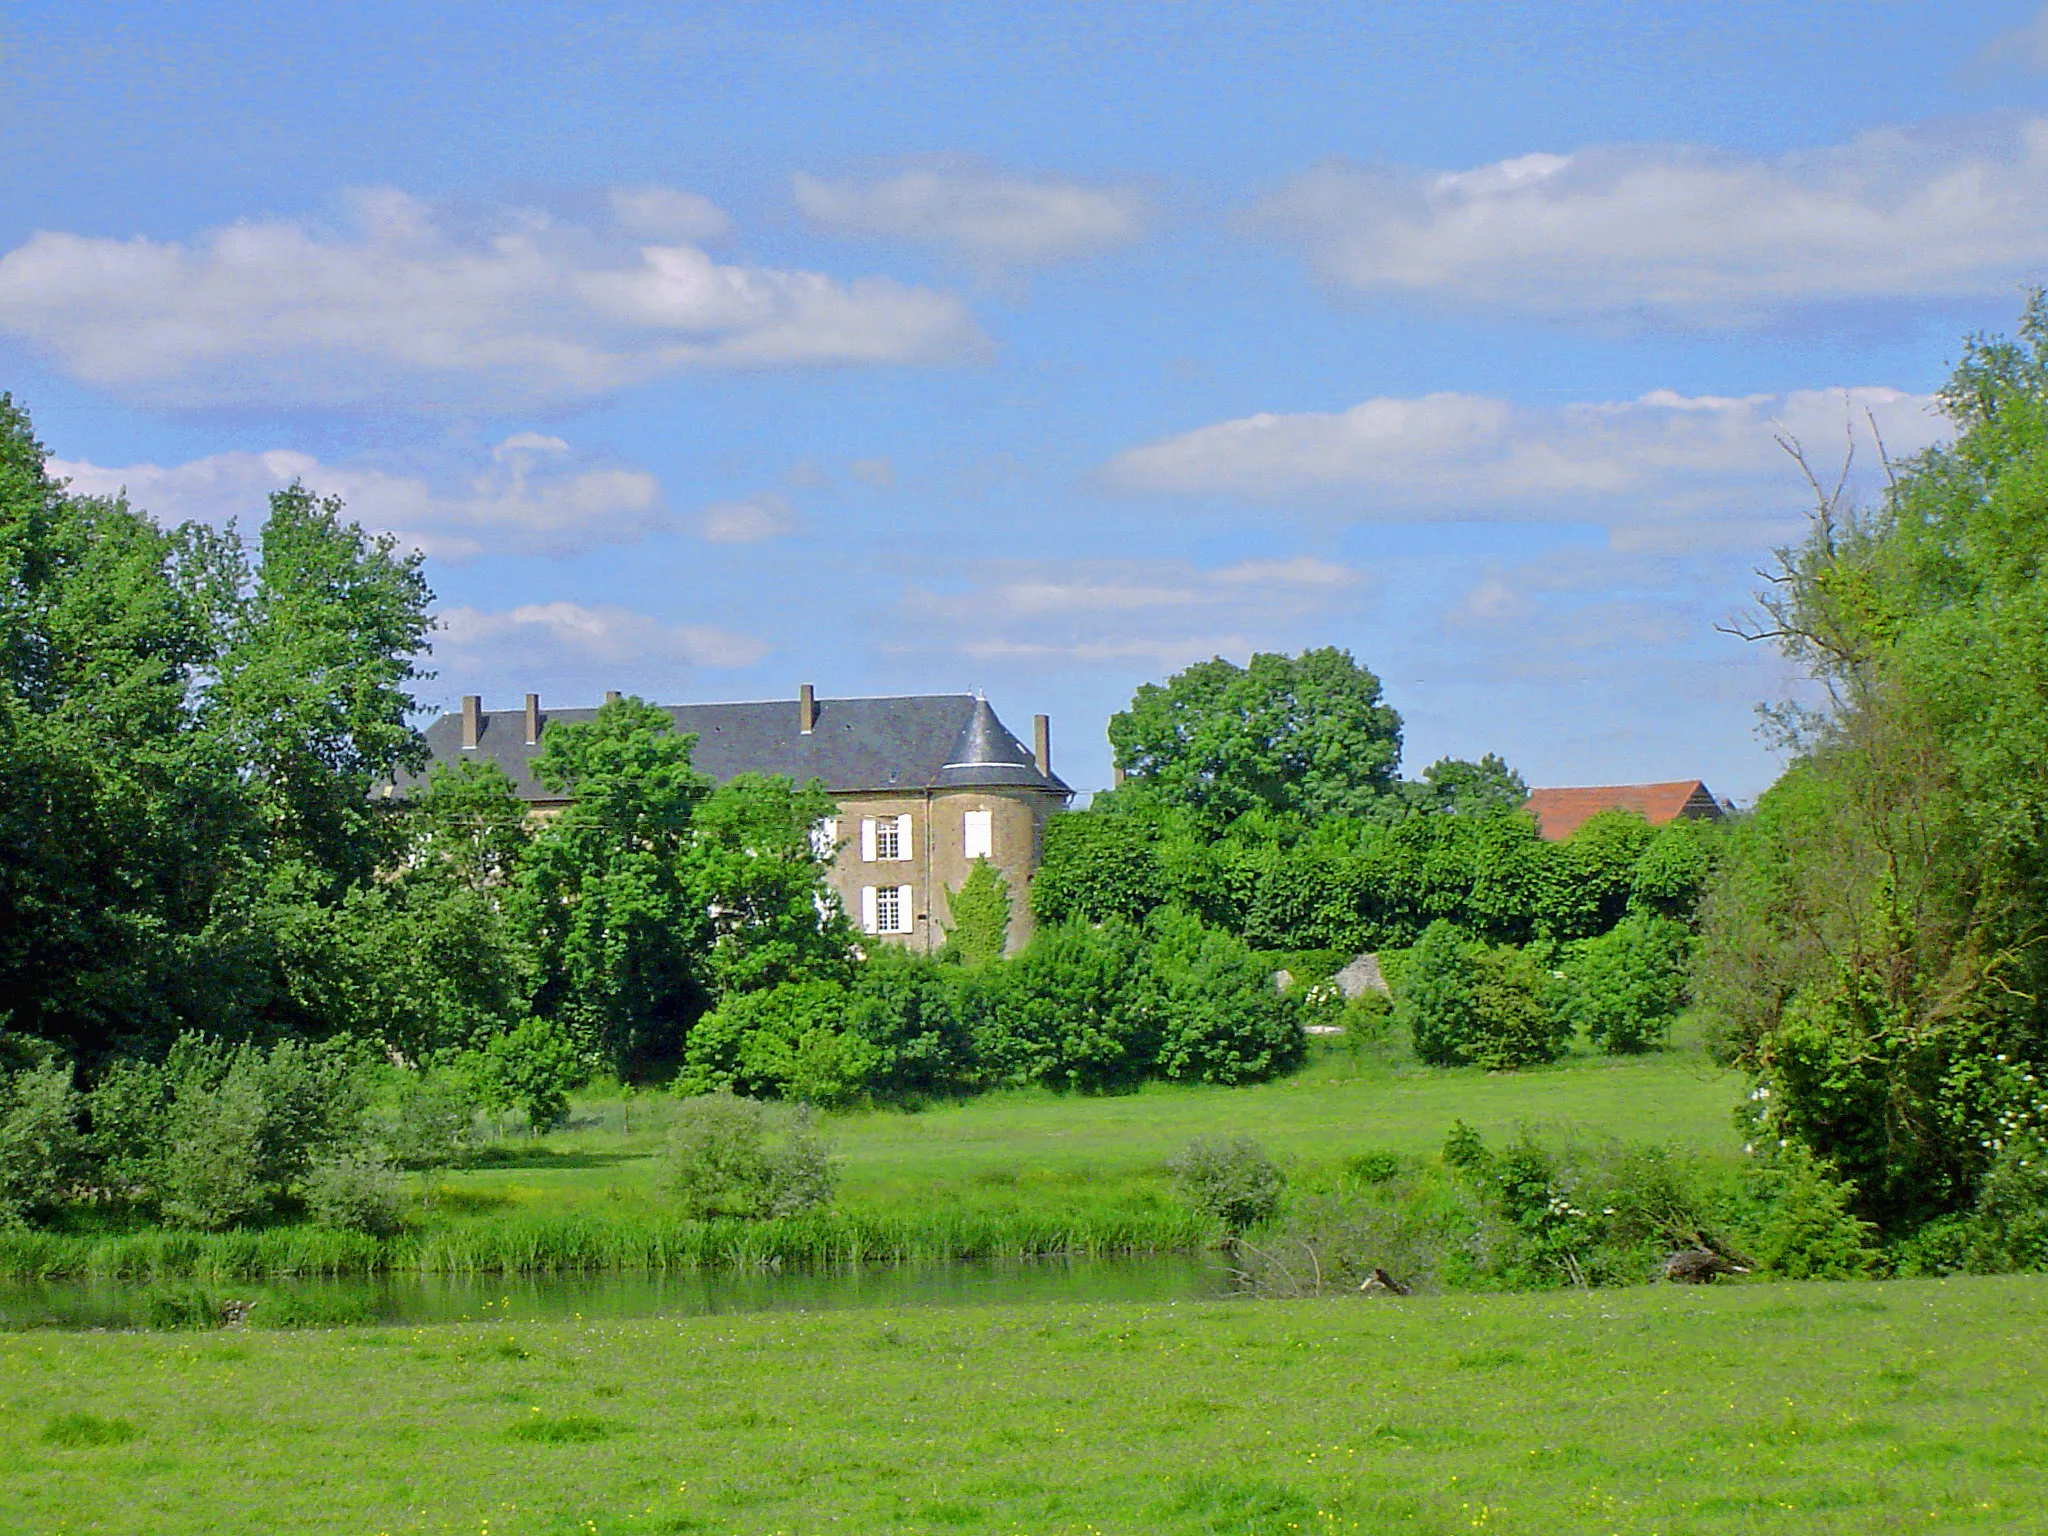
0,1207,1213,1281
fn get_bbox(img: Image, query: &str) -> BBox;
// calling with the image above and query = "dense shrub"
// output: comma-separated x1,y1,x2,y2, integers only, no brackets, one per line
1168,1137,1285,1233
1742,1145,1879,1280
158,1070,274,1231
1031,812,1166,926
980,919,1155,1092
1145,910,1304,1084
149,1037,370,1231
303,1151,404,1237
844,948,978,1099
0,1062,82,1225
660,1094,837,1220
1399,922,1570,1070
679,980,874,1106
383,1072,477,1171
1559,913,1693,1054
467,1016,585,1131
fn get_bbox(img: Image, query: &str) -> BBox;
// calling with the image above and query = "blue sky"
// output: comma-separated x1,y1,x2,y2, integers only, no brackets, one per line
8,1,2048,801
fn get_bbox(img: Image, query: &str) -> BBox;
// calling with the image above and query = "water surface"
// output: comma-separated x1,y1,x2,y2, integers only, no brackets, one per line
0,1253,1233,1331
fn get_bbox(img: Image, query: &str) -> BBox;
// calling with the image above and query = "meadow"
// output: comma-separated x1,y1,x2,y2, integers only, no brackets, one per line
5,1272,2042,1535
1,1031,1747,1280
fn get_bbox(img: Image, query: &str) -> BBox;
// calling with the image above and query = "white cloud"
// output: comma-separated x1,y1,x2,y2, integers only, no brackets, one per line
0,187,985,408
607,187,732,243
794,165,1148,266
693,491,799,544
1209,555,1362,587
52,434,666,561
901,555,1369,675
959,635,1258,670
1103,385,1948,540
1251,115,2048,321
436,602,768,670
848,457,897,489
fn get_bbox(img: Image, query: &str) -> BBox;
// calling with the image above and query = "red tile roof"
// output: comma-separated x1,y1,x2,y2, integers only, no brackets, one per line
1522,781,1722,842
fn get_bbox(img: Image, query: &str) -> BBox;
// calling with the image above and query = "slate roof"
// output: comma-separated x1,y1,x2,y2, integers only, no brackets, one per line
403,693,1071,801
1522,781,1724,842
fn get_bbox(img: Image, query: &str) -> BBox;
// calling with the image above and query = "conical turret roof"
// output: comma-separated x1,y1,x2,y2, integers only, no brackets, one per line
932,696,1068,791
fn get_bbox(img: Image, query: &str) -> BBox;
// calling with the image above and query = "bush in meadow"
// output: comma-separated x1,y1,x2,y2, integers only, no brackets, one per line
0,1060,83,1225
661,1093,837,1220
383,1071,478,1171
303,1150,404,1237
1400,921,1569,1070
1560,913,1693,1054
679,979,877,1107
1168,1136,1284,1234
1144,909,1305,1084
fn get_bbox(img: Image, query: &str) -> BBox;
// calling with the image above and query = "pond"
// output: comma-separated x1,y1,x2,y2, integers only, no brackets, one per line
0,1253,1235,1332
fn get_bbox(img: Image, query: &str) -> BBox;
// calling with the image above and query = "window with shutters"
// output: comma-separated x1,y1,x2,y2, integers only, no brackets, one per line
863,813,911,861
871,885,908,934
963,808,993,860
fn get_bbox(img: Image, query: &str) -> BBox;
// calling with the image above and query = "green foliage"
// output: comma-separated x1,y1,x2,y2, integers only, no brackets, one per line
516,697,710,1077
383,1072,478,1172
1559,913,1693,1054
685,772,854,998
468,1017,585,1132
1405,753,1529,818
302,1151,404,1237
678,980,874,1107
1742,1146,1878,1280
1167,1136,1284,1233
1108,647,1404,824
1344,1150,1402,1184
1030,810,1166,926
941,858,1010,964
1628,818,1716,922
149,1037,371,1231
0,1060,82,1225
660,1094,837,1220
1442,1119,1490,1175
1700,296,2048,1234
845,947,977,1099
1399,922,1570,1071
0,398,438,1061
1144,909,1305,1085
980,919,1155,1092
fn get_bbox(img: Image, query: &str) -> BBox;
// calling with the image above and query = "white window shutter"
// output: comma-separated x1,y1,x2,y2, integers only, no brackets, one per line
860,818,877,861
861,886,878,933
897,886,914,933
964,808,993,860
896,813,914,860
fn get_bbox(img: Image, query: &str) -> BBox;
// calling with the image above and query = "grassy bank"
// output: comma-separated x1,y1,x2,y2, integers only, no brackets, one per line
6,1036,1744,1280
4,1273,2041,1534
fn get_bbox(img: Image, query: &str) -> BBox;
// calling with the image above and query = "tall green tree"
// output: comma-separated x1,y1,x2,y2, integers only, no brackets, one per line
1702,294,2048,1229
213,485,434,893
517,697,710,1077
1107,647,1404,824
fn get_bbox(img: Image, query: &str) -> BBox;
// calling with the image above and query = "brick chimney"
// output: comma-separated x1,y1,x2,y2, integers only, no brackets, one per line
799,682,816,734
461,694,482,750
604,690,621,706
524,693,541,745
1033,714,1051,777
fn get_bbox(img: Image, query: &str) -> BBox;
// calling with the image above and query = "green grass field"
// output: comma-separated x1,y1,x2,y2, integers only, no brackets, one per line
2,1033,1750,1280
461,1029,1744,1227
5,1273,2041,1535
